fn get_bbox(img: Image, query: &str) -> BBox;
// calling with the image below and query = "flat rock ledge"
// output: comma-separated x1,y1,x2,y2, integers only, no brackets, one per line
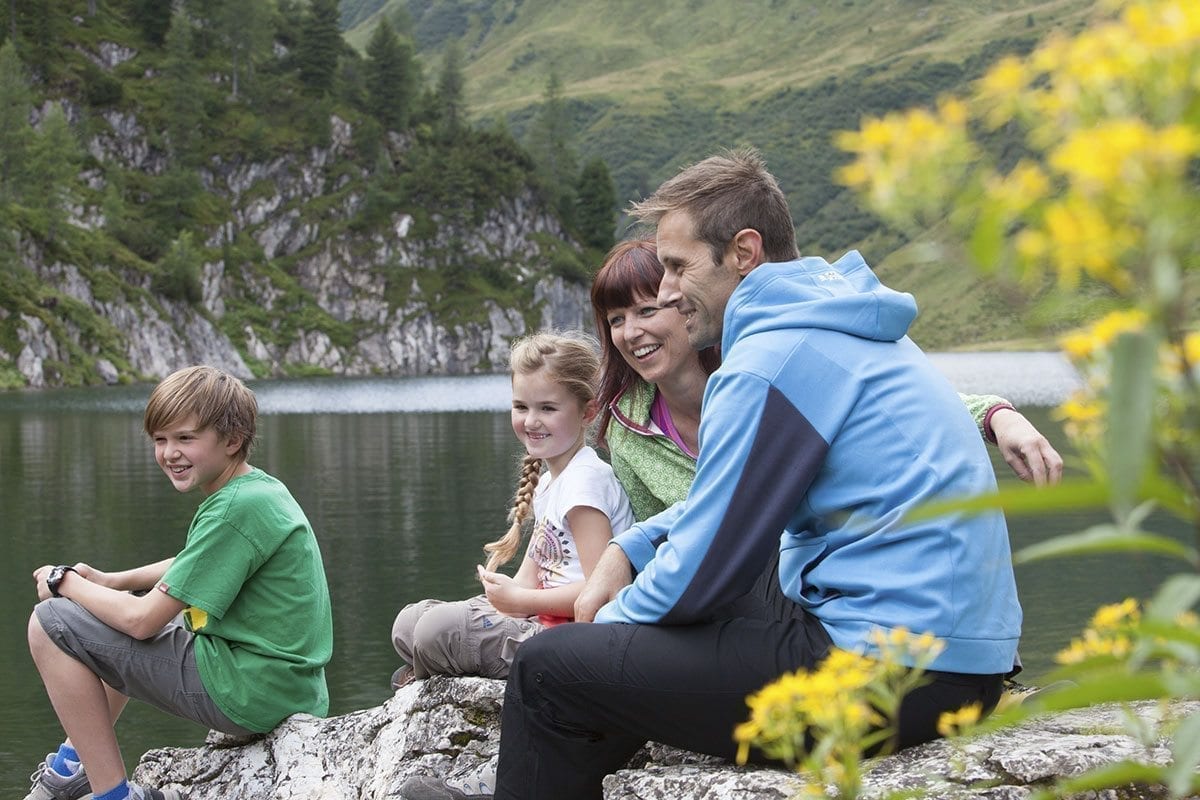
133,678,1197,799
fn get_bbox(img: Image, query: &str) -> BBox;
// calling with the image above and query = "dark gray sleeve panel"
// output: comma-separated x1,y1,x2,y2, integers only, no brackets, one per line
662,386,828,624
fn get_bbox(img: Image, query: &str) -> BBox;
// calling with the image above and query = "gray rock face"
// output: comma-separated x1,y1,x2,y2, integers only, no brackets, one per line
132,678,1197,800
14,111,591,388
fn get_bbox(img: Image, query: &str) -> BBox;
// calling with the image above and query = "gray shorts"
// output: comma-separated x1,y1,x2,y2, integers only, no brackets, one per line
34,597,255,736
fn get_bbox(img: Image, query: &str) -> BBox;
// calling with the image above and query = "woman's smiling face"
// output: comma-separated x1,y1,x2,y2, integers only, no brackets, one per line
606,289,698,386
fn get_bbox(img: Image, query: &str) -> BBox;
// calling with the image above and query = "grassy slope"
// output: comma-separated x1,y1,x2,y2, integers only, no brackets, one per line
345,0,1107,349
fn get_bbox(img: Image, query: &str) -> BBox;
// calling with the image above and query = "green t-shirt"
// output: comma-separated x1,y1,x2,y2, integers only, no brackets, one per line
162,468,333,733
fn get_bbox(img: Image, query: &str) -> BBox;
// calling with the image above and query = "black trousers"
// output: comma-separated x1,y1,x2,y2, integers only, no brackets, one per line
494,612,1002,800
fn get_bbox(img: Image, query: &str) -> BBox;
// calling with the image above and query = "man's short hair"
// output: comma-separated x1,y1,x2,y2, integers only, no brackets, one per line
628,147,800,265
143,365,257,460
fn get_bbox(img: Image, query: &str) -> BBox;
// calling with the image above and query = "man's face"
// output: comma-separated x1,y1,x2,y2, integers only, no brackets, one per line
655,209,741,351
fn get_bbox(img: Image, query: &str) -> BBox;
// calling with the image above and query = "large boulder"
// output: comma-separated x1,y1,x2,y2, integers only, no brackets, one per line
133,678,1197,799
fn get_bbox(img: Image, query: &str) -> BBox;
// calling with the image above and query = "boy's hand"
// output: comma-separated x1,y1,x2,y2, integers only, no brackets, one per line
72,562,110,588
477,565,528,617
33,564,53,601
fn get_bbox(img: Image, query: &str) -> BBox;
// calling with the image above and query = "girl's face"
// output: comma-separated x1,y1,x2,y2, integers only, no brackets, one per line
606,289,700,386
511,367,595,476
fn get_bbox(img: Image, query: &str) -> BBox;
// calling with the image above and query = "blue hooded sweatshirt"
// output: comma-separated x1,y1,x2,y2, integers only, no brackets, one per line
596,251,1022,675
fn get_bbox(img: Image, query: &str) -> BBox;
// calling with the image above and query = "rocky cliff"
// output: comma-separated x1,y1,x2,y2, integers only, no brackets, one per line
2,48,592,389
132,677,1197,799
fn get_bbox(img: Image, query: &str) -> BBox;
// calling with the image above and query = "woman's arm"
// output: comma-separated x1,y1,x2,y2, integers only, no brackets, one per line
960,393,1063,485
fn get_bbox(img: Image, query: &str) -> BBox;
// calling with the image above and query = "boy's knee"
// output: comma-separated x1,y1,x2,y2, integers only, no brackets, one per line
28,605,56,657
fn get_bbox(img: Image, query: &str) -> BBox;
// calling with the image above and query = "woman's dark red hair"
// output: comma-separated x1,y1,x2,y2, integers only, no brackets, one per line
590,238,720,449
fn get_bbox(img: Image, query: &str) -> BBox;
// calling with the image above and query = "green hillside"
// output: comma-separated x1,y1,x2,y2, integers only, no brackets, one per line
346,0,1107,348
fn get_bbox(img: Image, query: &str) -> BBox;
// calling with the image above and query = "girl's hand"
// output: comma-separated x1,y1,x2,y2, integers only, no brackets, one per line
478,565,531,617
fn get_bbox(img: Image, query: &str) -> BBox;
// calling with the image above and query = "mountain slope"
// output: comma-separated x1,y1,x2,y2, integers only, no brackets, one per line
347,0,1105,349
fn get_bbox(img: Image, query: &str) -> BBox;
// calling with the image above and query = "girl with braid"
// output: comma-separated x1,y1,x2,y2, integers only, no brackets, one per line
390,332,634,687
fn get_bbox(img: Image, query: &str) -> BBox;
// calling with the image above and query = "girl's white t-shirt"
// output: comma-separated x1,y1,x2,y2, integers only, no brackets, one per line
527,445,635,590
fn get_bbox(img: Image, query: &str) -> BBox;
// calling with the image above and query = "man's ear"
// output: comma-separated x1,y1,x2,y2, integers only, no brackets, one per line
729,228,764,277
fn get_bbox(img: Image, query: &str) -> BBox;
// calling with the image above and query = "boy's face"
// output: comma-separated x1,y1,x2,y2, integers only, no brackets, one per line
151,415,244,496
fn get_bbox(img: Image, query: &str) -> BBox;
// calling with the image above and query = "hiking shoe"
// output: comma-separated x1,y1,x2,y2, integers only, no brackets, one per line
398,758,496,800
391,664,417,691
128,783,181,800
24,754,91,800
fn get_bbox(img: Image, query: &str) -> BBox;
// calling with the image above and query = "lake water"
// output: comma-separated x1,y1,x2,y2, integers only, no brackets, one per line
0,353,1187,794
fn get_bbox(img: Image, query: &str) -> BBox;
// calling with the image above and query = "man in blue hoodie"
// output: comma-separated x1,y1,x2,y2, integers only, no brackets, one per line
480,148,1021,800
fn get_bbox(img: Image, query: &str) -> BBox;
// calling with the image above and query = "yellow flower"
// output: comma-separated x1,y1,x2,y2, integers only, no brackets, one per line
985,161,1051,217
1055,394,1103,423
936,702,982,737
1090,598,1140,630
1091,309,1149,345
1060,331,1098,360
1185,333,1200,365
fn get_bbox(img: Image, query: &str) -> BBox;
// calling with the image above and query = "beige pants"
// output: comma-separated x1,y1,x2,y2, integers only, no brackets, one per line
391,594,545,679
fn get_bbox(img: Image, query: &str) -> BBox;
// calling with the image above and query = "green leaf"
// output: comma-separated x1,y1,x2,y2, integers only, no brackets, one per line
1013,524,1200,567
907,478,1110,522
1053,761,1167,794
983,670,1173,732
1105,330,1159,519
1166,712,1200,796
1145,574,1200,620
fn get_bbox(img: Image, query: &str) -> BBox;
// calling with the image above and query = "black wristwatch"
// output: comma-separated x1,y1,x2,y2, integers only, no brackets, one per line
46,565,77,598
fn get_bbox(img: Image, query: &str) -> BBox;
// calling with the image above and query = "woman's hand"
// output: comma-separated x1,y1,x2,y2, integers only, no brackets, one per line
990,407,1064,486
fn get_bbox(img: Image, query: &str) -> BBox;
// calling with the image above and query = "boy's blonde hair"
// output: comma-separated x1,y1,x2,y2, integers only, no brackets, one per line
483,331,601,572
143,365,258,461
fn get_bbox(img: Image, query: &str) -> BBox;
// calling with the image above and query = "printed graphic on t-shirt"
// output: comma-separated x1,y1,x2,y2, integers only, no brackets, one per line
184,606,209,632
531,518,573,589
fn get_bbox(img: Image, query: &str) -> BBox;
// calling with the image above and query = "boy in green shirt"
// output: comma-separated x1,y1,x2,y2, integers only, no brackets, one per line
25,366,334,800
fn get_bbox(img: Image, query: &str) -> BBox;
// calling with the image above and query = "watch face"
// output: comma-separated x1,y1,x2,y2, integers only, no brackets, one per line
47,566,66,595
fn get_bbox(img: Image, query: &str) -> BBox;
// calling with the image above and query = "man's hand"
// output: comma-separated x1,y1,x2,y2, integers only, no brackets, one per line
574,544,634,622
990,407,1064,486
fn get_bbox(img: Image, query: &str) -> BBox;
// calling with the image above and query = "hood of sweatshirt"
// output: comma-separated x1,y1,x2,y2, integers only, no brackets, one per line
721,250,917,353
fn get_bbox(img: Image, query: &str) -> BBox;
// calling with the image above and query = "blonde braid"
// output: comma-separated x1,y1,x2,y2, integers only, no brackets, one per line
483,453,543,572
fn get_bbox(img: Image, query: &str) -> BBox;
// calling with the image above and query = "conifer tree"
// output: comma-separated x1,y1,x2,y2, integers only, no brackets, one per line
27,104,80,242
206,0,272,99
575,157,616,251
129,0,172,46
526,71,578,228
0,40,32,201
435,41,465,139
365,18,417,131
162,6,203,164
153,230,203,304
296,0,342,95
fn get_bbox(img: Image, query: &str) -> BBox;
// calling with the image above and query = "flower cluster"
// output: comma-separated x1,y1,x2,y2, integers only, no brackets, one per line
837,0,1200,298
831,2,1200,796
735,628,944,797
1056,598,1141,665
